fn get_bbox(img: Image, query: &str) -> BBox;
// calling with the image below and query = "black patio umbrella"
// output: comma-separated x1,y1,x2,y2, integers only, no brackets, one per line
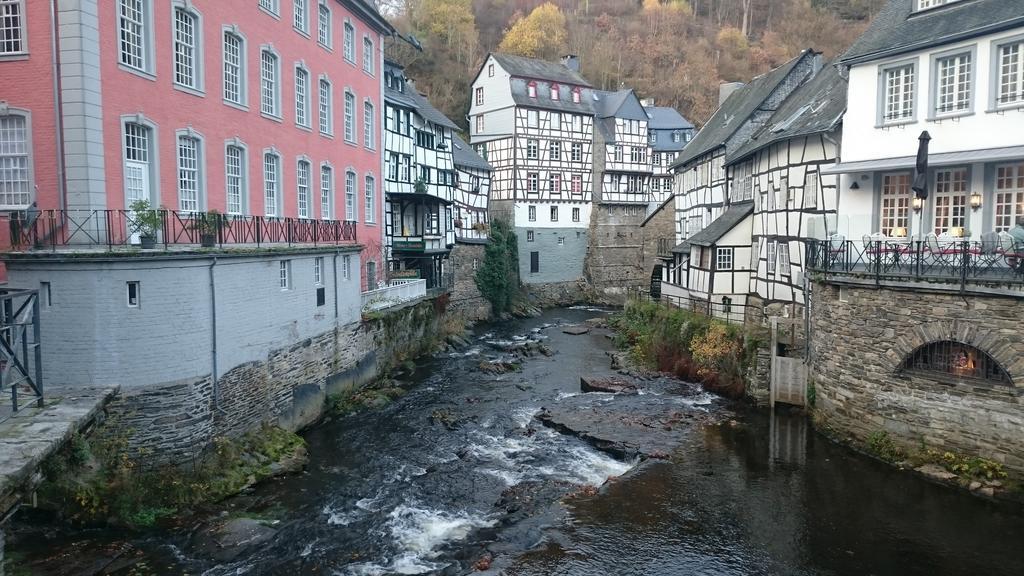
912,131,930,199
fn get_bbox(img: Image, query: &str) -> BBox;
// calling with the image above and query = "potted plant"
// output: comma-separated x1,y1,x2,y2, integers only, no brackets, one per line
129,199,162,249
454,217,464,228
194,209,221,247
414,178,428,195
473,221,489,233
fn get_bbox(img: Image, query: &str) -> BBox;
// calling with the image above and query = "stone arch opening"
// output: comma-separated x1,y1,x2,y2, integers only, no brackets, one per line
898,340,1012,385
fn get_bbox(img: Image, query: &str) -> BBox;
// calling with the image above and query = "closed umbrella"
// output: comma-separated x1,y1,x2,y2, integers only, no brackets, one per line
911,131,930,238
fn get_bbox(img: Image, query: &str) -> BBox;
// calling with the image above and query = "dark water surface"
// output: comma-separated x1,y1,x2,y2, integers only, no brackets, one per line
9,308,1024,575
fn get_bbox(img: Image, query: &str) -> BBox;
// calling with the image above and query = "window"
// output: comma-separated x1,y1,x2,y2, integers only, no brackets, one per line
364,175,375,223
263,151,280,216
419,165,431,183
488,63,494,77
401,155,411,181
543,140,560,162
571,175,582,197
528,205,537,221
259,0,279,15
319,77,332,135
0,114,31,206
803,171,818,208
362,36,374,74
526,139,538,160
345,170,356,220
295,67,310,127
571,142,582,162
223,31,245,105
527,173,539,194
572,87,581,103
314,256,323,285
777,242,790,274
530,251,539,273
549,173,561,195
630,147,646,164
995,40,1024,109
297,158,310,218
344,91,355,142
751,240,759,269
934,52,972,116
995,163,1024,232
279,260,291,290
900,340,1010,383
557,236,565,245
915,0,963,10
39,282,50,308
475,114,484,133
177,135,201,212
119,0,149,72
364,101,375,148
527,230,534,242
173,8,200,90
733,161,753,201
700,246,711,269
933,167,968,234
551,113,561,131
126,281,140,307
317,1,331,48
0,0,25,55
672,131,681,143
415,130,435,149
716,248,733,271
293,0,308,33
879,172,912,236
225,144,245,214
572,115,582,132
527,110,538,128
527,82,537,98
550,206,558,221
342,255,351,280
551,84,559,100
767,241,777,274
614,145,623,163
343,21,354,62
572,207,580,222
320,164,333,219
260,49,280,117
882,64,915,124
475,87,484,106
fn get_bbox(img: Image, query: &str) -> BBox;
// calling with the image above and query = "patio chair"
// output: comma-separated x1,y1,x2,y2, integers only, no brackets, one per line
978,231,1003,268
1000,231,1024,273
923,233,957,269
827,234,845,267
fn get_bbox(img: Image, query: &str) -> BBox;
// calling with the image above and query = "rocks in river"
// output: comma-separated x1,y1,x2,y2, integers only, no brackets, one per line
562,325,590,335
584,317,608,329
580,376,637,395
478,359,521,375
191,517,278,562
914,463,958,481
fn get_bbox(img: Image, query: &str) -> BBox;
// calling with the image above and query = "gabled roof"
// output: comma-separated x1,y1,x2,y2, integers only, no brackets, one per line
594,89,634,118
451,134,491,171
490,53,592,87
669,51,814,170
687,202,754,247
407,82,460,130
840,0,1024,66
727,63,847,164
340,0,395,35
646,107,693,130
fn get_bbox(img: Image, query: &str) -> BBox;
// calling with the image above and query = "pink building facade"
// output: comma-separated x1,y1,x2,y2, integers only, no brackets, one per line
0,0,391,289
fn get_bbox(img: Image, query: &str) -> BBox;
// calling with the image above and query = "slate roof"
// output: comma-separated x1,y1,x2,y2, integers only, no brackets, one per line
669,51,813,170
341,0,395,34
594,89,633,118
407,82,460,130
840,0,1024,66
671,240,691,255
726,62,847,164
491,53,592,87
451,134,491,171
686,202,754,247
646,107,693,130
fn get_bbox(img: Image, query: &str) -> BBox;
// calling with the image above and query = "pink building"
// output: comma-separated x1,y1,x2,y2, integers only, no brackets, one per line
0,0,391,289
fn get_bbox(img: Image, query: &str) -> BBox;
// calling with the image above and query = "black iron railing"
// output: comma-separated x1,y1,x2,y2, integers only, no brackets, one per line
0,288,42,418
8,209,358,251
806,239,1024,290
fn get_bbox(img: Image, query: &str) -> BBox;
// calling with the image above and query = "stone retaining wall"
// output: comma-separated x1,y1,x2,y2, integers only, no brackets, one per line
809,281,1024,475
448,242,491,321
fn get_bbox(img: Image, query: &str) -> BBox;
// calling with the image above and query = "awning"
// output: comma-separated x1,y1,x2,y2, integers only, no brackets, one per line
820,145,1024,175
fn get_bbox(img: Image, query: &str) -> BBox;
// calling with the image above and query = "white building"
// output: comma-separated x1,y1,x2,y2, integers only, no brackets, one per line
824,0,1024,241
451,134,492,243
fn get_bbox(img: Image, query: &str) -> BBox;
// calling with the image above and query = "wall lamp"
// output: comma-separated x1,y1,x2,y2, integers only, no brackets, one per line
912,197,924,213
970,191,983,211
849,181,860,190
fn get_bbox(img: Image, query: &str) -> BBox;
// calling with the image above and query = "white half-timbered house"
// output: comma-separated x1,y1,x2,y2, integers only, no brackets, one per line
384,61,457,288
726,63,846,320
594,90,653,205
645,103,695,206
680,203,755,323
451,134,492,243
469,53,596,284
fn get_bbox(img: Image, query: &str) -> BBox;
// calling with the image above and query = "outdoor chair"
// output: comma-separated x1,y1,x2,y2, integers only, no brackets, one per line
827,234,846,267
978,231,1003,268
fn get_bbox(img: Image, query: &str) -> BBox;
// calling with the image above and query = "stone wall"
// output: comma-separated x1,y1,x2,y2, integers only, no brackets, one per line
809,280,1024,475
447,242,491,321
526,279,592,308
585,201,676,304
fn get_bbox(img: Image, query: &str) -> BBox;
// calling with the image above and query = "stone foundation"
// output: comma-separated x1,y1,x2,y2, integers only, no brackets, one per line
526,280,593,308
809,281,1024,476
448,242,492,321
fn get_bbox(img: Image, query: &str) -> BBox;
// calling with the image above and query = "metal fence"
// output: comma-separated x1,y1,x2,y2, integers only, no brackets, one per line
806,239,1024,290
9,209,358,250
0,288,42,418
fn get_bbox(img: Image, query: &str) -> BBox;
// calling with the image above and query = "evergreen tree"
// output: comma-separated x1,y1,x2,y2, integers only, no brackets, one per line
475,218,520,315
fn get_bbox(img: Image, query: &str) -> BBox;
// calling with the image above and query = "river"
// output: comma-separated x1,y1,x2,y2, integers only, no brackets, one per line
8,307,1024,575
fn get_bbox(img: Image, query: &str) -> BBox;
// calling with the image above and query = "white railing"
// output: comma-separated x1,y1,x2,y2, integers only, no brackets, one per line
361,279,427,312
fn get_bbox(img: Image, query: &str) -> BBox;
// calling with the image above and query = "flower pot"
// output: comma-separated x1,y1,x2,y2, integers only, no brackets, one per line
140,234,157,249
200,233,216,248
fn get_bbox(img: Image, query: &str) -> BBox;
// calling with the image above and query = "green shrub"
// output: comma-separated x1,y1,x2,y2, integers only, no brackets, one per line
866,430,906,463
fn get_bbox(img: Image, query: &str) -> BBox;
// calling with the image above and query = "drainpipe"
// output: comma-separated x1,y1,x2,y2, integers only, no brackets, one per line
50,0,67,212
209,257,224,413
333,250,339,319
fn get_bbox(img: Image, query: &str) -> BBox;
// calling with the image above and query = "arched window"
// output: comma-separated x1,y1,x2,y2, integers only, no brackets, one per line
899,341,1011,384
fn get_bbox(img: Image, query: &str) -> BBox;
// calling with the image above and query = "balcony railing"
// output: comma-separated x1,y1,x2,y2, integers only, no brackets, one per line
7,209,357,251
806,239,1024,291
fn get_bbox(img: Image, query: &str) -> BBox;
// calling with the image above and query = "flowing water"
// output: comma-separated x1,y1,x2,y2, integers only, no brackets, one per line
8,307,1024,575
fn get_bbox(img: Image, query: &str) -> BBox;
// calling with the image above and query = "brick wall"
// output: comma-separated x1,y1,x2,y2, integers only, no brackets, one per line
809,281,1024,475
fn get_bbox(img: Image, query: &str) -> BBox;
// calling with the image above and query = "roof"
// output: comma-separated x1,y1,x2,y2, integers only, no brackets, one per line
820,145,1024,174
594,89,633,118
669,51,814,170
840,0,1024,66
341,0,395,35
646,107,693,130
671,240,691,254
726,63,847,164
490,53,592,87
686,202,754,247
451,134,491,171
407,82,460,130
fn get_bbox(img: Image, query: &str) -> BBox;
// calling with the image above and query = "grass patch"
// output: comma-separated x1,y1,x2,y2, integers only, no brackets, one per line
865,430,906,463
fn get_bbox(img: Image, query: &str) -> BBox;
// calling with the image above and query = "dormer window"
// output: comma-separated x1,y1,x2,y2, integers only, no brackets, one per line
572,87,581,103
915,0,962,10
528,81,537,98
551,84,559,100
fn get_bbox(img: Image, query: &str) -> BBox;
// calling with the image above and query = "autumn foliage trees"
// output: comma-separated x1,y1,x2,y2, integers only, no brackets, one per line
385,0,871,134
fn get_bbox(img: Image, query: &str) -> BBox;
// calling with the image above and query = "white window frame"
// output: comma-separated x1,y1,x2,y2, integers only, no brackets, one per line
319,75,333,135
295,63,310,128
363,100,375,149
343,20,355,63
878,60,917,126
121,114,159,209
777,242,790,275
314,256,323,285
364,174,375,223
224,138,248,215
932,167,968,235
293,0,308,35
0,109,34,208
475,114,484,134
342,255,351,280
803,170,818,208
767,241,778,274
260,46,282,119
345,169,356,221
263,148,281,216
279,260,291,290
880,172,911,236
222,27,247,107
527,109,538,128
320,162,333,219
126,281,141,307
362,35,374,75
550,205,558,222
991,35,1024,111
0,0,28,57
296,156,311,218
259,0,280,17
344,90,356,143
571,174,582,196
118,0,154,76
930,48,974,118
716,247,733,271
475,87,484,106
572,207,580,222
171,3,203,94
527,173,539,194
528,205,537,221
571,142,582,162
994,162,1024,232
175,128,204,212
526,139,538,160
317,0,332,49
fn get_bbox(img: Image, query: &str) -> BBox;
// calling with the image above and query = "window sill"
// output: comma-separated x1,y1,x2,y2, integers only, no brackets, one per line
318,42,333,52
875,119,917,129
320,131,334,139
0,53,29,62
258,6,281,20
363,70,375,78
344,139,358,147
223,100,249,112
173,84,206,98
986,103,1024,114
119,64,156,82
344,57,356,66
294,27,310,39
297,123,313,132
261,112,283,123
927,110,974,122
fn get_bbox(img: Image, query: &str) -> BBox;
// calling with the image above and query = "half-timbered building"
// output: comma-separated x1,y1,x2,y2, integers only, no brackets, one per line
645,103,695,206
451,134,492,243
383,61,457,288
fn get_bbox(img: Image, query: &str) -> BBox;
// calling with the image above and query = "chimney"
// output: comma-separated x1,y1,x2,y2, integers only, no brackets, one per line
561,54,580,72
719,82,744,106
640,98,655,108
